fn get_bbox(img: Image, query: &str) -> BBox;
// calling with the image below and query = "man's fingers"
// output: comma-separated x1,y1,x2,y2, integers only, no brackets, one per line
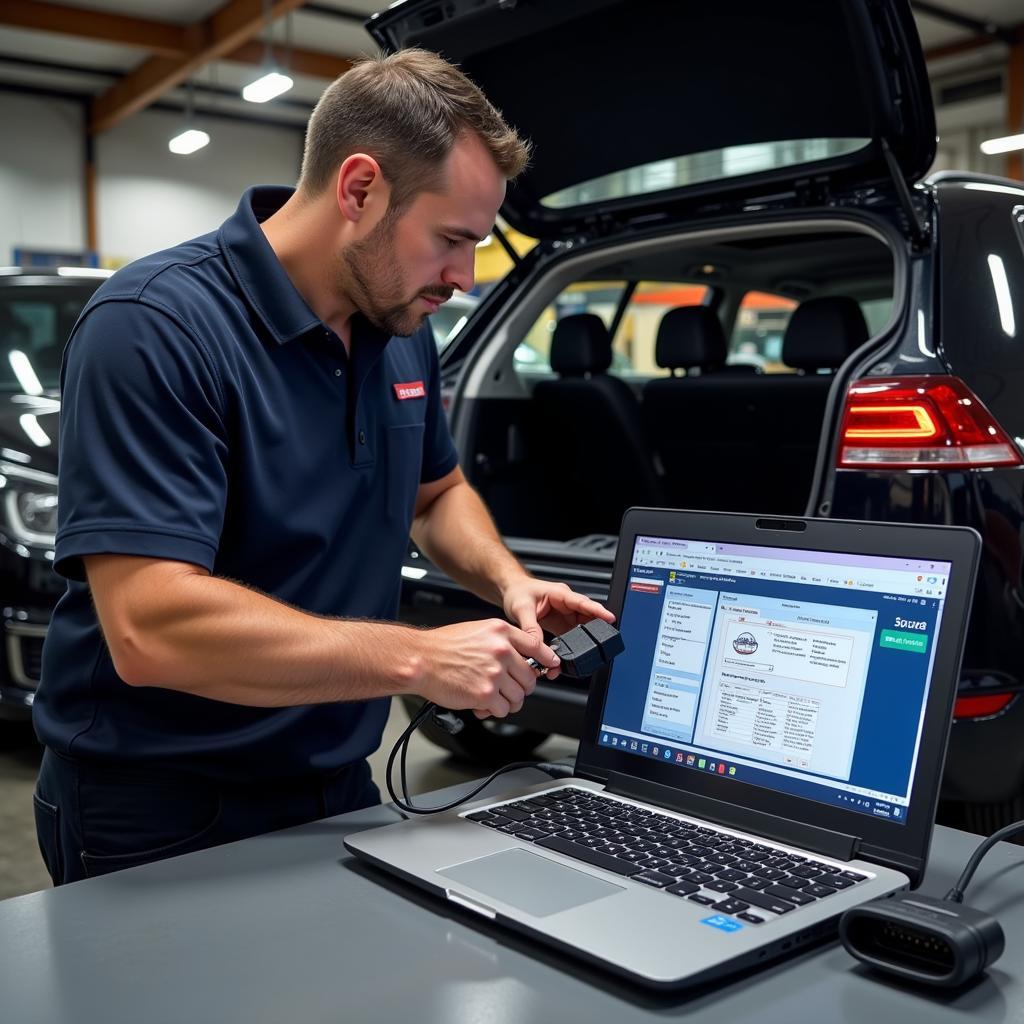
554,590,615,623
507,624,559,668
486,692,512,718
498,681,527,716
513,603,544,644
505,658,537,695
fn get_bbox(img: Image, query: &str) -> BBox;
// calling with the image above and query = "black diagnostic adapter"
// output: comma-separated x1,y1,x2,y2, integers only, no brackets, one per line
429,619,623,738
839,893,1005,988
529,619,625,678
393,619,625,814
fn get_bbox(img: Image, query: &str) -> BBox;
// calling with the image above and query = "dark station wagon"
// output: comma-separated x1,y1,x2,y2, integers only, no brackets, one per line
369,0,1024,835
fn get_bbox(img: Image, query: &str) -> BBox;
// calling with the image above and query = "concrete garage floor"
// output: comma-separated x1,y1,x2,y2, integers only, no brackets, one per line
0,704,577,901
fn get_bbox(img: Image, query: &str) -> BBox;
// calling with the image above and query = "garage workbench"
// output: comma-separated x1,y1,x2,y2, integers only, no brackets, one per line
0,768,1021,1024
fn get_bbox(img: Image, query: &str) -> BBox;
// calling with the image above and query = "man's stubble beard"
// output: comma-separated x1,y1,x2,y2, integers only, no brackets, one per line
340,215,427,338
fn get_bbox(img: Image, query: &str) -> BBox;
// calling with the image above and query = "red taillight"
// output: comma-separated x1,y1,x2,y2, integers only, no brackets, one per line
838,376,1023,470
953,694,1016,720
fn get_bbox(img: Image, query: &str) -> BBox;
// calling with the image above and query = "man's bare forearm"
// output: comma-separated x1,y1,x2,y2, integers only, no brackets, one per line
410,479,528,606
85,556,425,707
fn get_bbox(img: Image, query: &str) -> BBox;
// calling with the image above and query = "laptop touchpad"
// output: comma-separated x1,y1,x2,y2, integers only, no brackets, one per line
439,848,624,918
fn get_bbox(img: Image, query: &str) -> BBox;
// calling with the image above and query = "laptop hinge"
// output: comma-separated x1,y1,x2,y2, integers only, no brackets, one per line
858,843,924,888
605,772,860,862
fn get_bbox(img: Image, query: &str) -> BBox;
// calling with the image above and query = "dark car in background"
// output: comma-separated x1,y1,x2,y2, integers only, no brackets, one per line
372,0,1024,835
0,267,108,721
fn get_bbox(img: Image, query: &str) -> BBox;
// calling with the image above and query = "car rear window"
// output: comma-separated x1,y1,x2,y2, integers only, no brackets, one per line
541,138,870,209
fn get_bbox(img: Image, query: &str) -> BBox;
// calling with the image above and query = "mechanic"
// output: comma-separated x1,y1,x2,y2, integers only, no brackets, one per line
32,48,614,885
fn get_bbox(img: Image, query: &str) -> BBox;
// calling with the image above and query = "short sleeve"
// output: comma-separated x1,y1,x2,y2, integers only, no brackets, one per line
54,299,229,581
417,328,459,484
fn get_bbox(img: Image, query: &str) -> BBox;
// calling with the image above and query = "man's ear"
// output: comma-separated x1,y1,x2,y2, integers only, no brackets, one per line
335,153,389,225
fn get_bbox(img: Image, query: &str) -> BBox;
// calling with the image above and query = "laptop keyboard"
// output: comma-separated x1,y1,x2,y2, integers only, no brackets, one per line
466,787,869,924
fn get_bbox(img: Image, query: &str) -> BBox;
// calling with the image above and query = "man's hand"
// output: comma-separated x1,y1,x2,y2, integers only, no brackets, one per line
501,577,616,680
410,618,560,719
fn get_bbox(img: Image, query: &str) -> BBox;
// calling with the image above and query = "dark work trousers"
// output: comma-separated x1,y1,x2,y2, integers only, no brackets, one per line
33,748,380,885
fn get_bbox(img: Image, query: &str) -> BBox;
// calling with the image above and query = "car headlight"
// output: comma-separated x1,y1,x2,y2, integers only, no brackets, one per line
0,463,58,547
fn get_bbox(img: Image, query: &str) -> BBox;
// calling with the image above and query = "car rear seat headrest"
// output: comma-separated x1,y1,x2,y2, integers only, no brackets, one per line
550,313,613,376
655,306,727,372
782,296,869,372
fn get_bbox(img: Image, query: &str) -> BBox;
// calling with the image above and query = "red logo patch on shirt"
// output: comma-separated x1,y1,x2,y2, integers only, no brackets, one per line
393,380,426,401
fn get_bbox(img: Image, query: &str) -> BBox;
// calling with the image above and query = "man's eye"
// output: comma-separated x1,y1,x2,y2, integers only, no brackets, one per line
444,236,460,248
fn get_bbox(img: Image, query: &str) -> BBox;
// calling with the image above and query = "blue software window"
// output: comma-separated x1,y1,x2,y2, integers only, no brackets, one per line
598,536,951,824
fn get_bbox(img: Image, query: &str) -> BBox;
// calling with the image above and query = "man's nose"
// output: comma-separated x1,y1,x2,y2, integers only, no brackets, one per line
442,246,475,294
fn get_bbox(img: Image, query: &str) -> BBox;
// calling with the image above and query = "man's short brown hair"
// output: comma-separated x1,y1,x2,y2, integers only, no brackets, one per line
298,48,530,214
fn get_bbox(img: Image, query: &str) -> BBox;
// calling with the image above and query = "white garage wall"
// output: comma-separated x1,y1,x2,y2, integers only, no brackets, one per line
0,93,86,264
931,94,1009,178
97,108,304,265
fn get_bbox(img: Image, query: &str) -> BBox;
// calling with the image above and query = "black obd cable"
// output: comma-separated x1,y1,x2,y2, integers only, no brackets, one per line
386,619,624,815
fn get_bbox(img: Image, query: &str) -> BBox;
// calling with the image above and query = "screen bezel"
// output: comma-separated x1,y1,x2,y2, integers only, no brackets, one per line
576,509,980,871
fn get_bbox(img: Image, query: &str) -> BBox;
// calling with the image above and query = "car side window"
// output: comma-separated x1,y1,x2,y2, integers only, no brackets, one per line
514,281,627,377
729,291,798,373
514,281,709,379
429,293,479,352
859,296,893,336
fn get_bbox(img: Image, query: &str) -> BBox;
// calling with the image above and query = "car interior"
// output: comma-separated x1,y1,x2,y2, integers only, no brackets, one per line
460,225,896,540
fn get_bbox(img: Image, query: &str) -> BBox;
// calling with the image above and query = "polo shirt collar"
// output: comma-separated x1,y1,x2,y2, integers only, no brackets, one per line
219,186,323,345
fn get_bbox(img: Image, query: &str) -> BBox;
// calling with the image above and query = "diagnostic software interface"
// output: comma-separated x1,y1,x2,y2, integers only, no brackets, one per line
598,536,952,824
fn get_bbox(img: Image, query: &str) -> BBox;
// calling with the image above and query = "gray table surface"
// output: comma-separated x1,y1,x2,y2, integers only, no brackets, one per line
1,768,1022,1024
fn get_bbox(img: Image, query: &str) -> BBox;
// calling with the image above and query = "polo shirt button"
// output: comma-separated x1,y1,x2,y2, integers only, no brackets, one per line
334,368,342,377
358,429,366,445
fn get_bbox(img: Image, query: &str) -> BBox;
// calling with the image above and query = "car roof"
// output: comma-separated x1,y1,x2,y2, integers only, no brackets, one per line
0,267,113,282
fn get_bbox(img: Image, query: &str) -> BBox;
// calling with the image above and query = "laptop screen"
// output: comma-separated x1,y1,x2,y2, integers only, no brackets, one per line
597,535,953,826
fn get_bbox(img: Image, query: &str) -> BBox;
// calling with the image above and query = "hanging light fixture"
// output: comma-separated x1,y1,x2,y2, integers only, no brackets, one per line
980,134,1024,156
242,2,293,103
168,78,210,155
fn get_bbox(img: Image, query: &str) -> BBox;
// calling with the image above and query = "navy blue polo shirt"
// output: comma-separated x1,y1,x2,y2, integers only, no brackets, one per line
34,186,459,781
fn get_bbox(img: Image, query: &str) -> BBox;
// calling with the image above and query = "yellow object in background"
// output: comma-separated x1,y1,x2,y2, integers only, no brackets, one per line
473,224,536,284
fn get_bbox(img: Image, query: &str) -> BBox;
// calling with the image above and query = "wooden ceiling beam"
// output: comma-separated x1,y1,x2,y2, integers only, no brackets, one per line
88,0,313,135
225,39,352,80
0,0,190,58
0,1,353,84
925,34,1006,62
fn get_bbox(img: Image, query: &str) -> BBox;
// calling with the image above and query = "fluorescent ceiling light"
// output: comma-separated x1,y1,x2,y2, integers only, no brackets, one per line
980,133,1024,156
168,128,210,155
242,71,293,103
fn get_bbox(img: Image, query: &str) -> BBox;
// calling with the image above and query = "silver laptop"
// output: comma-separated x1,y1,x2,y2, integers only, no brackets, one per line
346,509,980,990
